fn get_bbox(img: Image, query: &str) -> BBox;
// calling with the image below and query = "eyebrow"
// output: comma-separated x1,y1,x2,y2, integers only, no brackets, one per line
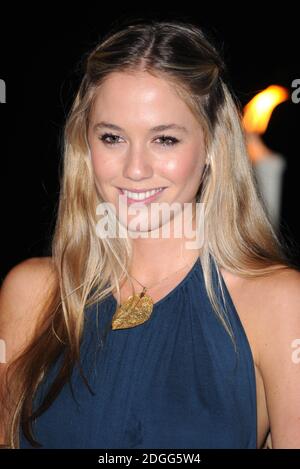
93,121,188,133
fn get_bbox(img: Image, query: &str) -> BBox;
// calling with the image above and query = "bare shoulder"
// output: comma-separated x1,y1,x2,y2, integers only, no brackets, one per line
255,265,300,333
1,256,56,284
0,256,57,314
221,264,300,361
0,257,57,362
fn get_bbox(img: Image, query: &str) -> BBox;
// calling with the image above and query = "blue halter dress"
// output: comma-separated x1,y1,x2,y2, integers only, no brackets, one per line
19,256,257,448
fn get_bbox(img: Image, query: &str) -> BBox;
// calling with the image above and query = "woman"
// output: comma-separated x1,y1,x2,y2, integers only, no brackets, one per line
1,19,300,449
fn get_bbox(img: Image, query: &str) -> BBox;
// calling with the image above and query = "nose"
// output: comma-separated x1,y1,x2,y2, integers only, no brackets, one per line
122,143,154,181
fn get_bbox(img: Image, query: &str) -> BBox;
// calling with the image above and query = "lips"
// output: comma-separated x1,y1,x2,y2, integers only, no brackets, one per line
118,187,166,193
118,187,165,204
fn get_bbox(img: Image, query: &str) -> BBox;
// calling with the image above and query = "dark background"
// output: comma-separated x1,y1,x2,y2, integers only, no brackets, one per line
1,5,300,280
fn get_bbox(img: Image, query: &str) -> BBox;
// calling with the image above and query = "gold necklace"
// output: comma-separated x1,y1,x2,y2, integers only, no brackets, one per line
111,258,197,330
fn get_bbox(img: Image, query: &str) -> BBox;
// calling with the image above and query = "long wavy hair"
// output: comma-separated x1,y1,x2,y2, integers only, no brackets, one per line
1,18,296,448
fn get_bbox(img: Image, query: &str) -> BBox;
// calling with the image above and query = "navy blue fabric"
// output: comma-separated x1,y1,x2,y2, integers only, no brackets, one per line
19,256,257,448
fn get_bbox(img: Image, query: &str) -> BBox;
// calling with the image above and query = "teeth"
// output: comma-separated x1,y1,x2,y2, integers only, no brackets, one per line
122,188,163,200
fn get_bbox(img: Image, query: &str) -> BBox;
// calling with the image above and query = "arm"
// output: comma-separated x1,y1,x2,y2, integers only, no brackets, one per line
0,257,56,445
258,269,300,448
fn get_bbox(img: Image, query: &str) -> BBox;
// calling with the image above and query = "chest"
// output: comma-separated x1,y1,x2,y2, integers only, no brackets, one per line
112,268,196,306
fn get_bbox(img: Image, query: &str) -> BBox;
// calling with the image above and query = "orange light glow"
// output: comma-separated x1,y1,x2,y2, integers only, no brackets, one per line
243,85,289,134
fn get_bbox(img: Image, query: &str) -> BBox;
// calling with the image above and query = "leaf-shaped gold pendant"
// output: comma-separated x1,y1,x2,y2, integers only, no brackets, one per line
111,293,154,330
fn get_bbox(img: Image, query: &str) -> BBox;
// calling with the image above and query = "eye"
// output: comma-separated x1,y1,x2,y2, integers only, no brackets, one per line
98,133,122,146
98,133,180,147
155,135,180,147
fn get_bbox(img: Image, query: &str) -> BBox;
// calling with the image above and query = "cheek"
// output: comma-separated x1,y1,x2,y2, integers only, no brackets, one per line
161,150,204,183
90,150,119,182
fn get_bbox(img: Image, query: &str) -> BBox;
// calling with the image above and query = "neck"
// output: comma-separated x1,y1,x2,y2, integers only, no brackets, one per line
127,205,202,285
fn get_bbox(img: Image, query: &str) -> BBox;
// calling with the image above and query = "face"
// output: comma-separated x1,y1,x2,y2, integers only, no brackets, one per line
87,70,206,236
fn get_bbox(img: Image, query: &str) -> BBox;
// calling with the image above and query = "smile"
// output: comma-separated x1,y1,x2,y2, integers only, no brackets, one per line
118,187,165,203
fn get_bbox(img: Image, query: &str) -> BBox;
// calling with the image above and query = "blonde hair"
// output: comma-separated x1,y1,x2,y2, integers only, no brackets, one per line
1,18,295,448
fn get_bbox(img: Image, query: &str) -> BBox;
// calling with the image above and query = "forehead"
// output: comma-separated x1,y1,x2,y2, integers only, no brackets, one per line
90,71,199,129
